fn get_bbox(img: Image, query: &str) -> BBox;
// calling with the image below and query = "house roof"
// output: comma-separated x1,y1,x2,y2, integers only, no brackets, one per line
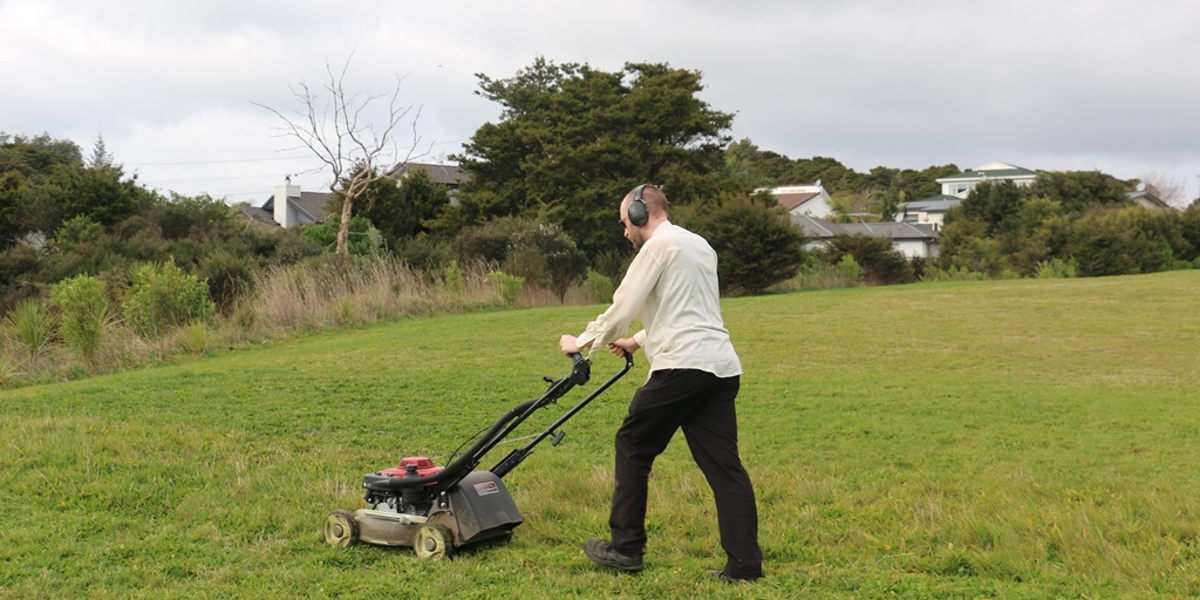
235,203,281,231
775,191,822,212
792,214,939,241
904,195,962,212
390,162,469,186
937,161,1036,183
1127,189,1170,209
839,221,940,241
262,190,334,222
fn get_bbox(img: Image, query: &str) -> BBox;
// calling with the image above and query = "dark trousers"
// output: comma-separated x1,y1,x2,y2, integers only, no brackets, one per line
609,369,763,578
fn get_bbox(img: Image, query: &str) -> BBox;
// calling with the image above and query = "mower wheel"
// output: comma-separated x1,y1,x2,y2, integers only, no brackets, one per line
322,510,359,549
414,523,453,559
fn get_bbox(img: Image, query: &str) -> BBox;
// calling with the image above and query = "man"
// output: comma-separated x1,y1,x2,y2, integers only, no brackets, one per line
559,184,763,583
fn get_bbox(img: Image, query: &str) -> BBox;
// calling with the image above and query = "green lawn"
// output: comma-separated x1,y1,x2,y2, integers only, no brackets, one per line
2,272,1199,599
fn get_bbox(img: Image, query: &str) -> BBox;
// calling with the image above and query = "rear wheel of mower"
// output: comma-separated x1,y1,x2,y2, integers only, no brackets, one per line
322,510,359,548
414,523,453,559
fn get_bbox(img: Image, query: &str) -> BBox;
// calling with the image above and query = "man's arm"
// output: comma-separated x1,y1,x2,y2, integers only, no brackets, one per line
573,249,664,353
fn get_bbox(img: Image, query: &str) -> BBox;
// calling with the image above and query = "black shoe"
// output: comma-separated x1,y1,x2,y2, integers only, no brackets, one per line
583,538,644,573
710,569,760,583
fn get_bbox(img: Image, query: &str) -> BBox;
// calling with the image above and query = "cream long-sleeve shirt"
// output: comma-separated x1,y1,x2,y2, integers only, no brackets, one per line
576,221,742,378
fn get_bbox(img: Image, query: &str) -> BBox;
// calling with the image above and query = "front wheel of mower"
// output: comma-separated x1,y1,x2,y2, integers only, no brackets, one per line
414,523,453,559
322,510,359,549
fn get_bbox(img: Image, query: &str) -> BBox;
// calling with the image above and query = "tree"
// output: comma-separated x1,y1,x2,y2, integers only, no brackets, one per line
821,234,915,285
1025,170,1129,213
866,186,906,222
0,133,83,177
87,135,114,169
957,180,1024,236
455,58,735,257
674,193,807,295
256,58,424,255
357,168,448,246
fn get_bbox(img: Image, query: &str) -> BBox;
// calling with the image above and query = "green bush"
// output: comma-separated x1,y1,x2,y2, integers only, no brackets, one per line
822,234,914,285
1035,258,1078,279
443,261,465,294
52,215,103,251
675,193,807,295
123,258,216,338
487,271,524,306
837,254,862,283
582,268,614,304
300,215,383,256
394,233,450,270
196,249,256,313
452,217,539,265
504,223,587,302
4,299,56,360
49,274,110,365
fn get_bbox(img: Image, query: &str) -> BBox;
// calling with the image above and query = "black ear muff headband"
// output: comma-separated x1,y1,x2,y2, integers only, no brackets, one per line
627,184,649,227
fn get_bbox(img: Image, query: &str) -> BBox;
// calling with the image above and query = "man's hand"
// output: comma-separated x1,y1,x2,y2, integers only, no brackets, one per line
560,334,582,355
607,337,640,357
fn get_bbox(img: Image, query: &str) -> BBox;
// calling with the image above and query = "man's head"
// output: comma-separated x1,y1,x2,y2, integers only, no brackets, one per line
619,184,669,249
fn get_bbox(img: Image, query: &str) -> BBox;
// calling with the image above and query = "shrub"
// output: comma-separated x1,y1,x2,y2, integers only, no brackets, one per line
488,271,524,306
300,215,385,256
1035,258,1078,279
504,223,587,302
443,261,465,294
675,194,806,295
4,299,56,360
837,254,862,283
181,320,208,354
453,217,539,265
196,249,256,313
123,258,216,338
53,215,103,251
49,274,110,365
582,268,614,304
395,233,451,271
822,234,914,285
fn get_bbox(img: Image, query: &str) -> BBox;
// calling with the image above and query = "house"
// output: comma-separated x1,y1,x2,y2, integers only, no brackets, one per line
792,214,940,259
763,183,834,219
246,162,469,229
935,161,1037,199
900,194,960,229
260,177,335,228
390,162,470,204
1127,184,1172,210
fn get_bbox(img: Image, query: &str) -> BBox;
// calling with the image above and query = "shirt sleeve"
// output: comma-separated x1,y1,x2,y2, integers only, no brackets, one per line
575,246,665,353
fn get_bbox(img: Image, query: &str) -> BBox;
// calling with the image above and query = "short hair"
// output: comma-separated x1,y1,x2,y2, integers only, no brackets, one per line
637,184,669,216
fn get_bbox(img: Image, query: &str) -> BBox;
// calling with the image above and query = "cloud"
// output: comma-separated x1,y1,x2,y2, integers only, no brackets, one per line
4,0,1199,200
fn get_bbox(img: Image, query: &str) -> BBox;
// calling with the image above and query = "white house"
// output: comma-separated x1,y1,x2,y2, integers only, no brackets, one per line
763,183,834,219
1127,184,1172,210
936,161,1037,199
900,194,961,229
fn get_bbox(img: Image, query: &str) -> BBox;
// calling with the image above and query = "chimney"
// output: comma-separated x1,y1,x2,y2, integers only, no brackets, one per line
273,177,301,227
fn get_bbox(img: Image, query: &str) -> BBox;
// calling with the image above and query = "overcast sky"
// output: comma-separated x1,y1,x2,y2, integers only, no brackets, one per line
3,0,1198,205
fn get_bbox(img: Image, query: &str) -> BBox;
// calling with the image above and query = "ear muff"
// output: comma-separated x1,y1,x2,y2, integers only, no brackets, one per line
627,184,649,227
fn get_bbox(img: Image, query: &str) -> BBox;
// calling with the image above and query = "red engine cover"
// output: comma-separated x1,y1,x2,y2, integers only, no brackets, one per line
377,456,443,479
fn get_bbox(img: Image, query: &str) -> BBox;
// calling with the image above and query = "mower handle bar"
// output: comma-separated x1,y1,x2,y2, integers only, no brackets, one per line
363,351,633,498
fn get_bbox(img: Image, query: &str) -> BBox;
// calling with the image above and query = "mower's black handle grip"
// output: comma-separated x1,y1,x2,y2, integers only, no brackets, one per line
568,352,590,385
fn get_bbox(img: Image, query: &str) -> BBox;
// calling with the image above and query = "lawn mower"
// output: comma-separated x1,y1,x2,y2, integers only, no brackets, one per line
321,352,633,558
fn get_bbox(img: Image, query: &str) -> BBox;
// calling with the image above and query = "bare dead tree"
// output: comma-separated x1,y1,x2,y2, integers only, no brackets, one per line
255,57,426,254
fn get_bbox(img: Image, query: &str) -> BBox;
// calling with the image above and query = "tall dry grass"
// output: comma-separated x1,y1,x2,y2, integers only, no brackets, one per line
237,257,511,337
0,255,606,387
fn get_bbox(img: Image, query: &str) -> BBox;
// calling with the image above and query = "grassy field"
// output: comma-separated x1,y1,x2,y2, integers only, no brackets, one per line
2,271,1199,599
